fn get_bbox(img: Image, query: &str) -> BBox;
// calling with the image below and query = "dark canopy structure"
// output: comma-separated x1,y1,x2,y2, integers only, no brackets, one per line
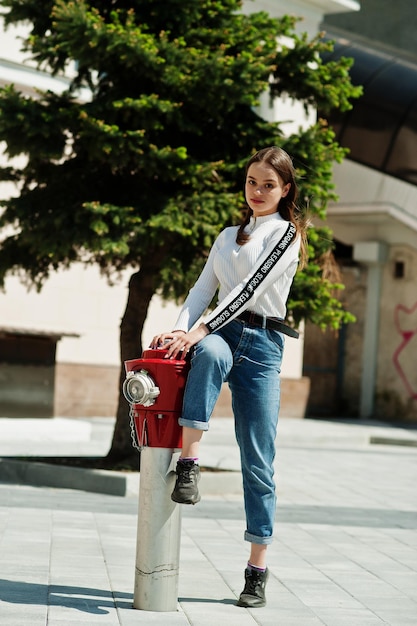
322,37,417,186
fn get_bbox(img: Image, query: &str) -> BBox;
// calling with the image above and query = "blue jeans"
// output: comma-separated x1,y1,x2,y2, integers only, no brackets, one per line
179,319,284,545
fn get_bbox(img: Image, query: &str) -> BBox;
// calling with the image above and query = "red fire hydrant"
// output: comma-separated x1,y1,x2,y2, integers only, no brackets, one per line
124,348,190,449
123,347,190,612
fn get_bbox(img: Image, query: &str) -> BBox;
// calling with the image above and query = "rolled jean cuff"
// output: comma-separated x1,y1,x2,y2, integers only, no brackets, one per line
244,530,273,545
178,417,210,431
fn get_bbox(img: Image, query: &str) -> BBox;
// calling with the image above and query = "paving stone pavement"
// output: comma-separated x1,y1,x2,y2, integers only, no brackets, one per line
0,415,417,625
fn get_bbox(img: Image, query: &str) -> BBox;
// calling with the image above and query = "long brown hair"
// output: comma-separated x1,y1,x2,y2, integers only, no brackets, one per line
236,146,307,268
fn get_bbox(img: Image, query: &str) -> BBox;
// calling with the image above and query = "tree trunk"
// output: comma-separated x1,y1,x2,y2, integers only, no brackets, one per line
105,268,156,466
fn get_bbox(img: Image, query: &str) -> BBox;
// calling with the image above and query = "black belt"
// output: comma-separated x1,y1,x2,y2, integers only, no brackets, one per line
237,311,299,339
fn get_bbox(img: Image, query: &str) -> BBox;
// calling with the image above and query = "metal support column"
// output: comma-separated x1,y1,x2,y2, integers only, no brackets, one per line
353,241,388,419
133,447,181,612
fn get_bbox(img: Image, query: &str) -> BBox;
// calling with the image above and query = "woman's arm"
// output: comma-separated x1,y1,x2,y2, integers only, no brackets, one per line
150,232,223,354
171,232,223,331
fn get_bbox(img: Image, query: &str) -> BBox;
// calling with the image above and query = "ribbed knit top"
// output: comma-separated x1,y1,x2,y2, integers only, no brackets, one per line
173,212,300,333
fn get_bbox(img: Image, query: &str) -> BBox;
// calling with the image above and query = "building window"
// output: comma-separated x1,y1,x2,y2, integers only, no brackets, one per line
394,260,405,279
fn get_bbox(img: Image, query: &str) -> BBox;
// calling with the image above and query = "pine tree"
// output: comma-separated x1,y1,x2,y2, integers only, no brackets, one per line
0,0,360,462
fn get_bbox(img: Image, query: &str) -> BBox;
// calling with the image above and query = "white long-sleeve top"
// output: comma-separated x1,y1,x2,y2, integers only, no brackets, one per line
173,212,300,333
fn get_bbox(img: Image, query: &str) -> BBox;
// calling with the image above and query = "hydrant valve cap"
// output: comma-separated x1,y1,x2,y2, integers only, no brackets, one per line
123,370,160,407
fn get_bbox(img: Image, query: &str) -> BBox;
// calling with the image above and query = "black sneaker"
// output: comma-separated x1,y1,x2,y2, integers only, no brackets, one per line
171,460,201,505
236,567,269,608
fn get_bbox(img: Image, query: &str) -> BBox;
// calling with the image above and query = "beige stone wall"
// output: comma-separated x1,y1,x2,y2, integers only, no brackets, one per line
328,250,417,421
54,248,417,423
54,361,310,419
54,362,120,417
376,246,417,420
318,157,417,421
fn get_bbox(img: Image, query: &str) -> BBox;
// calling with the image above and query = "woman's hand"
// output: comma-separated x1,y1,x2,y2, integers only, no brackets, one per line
150,329,186,350
150,324,209,360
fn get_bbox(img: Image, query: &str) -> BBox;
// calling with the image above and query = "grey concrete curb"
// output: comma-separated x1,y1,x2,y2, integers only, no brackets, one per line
0,458,134,497
0,458,243,498
369,435,417,447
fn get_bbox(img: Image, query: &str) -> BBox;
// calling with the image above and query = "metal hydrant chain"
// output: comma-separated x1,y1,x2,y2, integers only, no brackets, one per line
129,404,143,452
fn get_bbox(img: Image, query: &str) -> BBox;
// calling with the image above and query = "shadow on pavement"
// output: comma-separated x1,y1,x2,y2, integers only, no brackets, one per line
0,579,133,614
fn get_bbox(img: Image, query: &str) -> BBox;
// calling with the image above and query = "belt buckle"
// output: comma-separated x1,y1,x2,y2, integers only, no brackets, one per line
261,315,267,329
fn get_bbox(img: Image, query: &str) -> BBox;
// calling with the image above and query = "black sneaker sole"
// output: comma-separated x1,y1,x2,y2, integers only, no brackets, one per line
171,492,201,505
236,596,266,608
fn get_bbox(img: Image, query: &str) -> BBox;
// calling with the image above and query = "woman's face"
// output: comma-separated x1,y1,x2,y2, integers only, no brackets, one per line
245,161,291,218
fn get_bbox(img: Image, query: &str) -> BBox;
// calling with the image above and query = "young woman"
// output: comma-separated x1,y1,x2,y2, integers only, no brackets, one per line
151,146,307,608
